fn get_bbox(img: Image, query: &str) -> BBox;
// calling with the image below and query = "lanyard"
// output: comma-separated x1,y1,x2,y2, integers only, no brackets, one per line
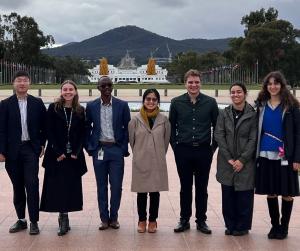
63,107,73,142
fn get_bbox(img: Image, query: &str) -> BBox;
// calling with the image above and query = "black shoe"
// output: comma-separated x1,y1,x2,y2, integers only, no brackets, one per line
29,222,40,235
197,221,212,234
232,230,249,236
268,226,279,239
275,225,288,240
225,229,233,235
174,220,190,233
110,220,120,229
57,214,70,236
9,220,28,233
99,221,109,230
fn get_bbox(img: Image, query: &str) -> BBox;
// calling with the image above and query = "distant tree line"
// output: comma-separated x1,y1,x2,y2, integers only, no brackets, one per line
0,12,90,83
167,7,300,86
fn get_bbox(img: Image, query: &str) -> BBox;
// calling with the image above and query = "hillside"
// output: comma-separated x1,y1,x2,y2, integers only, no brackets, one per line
43,25,231,65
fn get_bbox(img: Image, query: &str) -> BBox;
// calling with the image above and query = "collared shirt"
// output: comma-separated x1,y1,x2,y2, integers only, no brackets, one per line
100,97,115,142
18,96,30,141
169,92,219,147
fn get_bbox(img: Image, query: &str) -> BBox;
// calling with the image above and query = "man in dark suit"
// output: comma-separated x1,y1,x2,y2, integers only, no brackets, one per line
0,71,46,235
85,76,130,230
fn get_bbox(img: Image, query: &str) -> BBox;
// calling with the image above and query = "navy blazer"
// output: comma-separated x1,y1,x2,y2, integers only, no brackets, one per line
0,94,46,160
85,96,131,156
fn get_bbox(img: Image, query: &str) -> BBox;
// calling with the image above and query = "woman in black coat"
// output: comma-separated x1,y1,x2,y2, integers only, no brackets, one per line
255,71,300,240
40,80,87,236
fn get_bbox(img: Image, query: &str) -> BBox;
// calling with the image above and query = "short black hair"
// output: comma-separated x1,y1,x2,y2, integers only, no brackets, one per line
229,82,247,95
97,76,113,90
142,88,160,104
12,70,30,82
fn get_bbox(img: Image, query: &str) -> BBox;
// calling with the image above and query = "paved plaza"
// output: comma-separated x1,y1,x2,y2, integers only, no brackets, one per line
0,149,299,251
0,91,300,250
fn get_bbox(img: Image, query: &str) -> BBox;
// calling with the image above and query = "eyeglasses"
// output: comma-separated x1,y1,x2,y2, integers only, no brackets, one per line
145,97,158,102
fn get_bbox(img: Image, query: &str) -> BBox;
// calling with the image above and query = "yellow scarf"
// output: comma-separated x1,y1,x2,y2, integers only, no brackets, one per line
140,106,159,128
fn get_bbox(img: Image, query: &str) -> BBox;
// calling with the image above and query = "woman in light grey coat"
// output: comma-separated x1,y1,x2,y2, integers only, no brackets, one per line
215,82,257,236
129,89,170,234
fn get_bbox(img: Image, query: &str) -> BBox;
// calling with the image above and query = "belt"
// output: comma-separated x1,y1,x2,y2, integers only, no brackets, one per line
100,141,116,146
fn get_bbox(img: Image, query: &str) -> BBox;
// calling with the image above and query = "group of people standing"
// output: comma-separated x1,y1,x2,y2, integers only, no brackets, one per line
215,71,300,239
0,69,299,241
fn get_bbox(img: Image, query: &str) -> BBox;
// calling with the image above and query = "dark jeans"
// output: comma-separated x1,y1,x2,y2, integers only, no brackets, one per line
174,144,213,223
221,184,254,231
92,144,124,222
5,143,40,223
137,192,160,222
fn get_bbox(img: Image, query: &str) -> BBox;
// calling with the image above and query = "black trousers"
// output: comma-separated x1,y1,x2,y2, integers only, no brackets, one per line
5,143,40,223
221,184,254,231
174,144,213,223
137,192,160,222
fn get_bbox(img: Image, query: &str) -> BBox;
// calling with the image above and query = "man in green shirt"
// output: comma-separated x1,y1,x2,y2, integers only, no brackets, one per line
169,69,219,234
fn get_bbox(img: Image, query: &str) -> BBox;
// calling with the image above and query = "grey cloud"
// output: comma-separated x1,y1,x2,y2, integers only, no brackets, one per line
148,0,187,7
0,0,29,9
9,0,300,44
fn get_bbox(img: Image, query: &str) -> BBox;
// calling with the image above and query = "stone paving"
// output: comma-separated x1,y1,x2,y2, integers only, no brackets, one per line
0,149,299,251
0,90,300,250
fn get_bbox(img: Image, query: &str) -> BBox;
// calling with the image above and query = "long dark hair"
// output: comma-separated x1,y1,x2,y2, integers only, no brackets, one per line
256,71,299,110
142,88,160,104
54,80,84,116
229,82,248,95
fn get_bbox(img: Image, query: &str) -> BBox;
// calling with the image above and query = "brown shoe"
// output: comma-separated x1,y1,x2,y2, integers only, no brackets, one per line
98,222,109,230
148,221,157,233
137,221,146,233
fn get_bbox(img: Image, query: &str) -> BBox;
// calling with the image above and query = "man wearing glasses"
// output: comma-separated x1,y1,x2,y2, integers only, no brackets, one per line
0,71,46,235
85,76,130,230
169,69,219,234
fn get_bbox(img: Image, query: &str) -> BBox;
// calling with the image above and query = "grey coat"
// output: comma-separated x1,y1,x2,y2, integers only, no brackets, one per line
129,113,171,192
215,103,257,191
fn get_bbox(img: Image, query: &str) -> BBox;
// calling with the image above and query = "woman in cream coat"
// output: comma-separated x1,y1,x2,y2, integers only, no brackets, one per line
129,88,170,234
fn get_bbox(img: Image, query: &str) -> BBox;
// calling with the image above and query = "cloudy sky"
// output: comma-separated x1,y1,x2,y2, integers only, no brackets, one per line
1,0,299,45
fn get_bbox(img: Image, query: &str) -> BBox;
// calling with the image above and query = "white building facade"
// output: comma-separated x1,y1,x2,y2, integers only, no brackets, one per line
88,52,169,83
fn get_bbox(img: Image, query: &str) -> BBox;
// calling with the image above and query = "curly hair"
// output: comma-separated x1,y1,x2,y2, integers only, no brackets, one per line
54,80,84,116
256,71,299,110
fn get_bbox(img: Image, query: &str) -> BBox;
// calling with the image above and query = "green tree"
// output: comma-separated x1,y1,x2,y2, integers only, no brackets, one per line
166,51,227,82
53,56,90,83
225,7,300,83
241,7,278,35
198,52,226,70
167,51,201,82
0,12,54,64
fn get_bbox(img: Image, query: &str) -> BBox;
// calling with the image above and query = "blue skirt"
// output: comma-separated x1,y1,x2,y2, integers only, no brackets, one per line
255,157,300,196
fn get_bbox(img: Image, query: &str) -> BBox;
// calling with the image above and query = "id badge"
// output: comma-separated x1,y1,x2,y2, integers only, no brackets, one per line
98,148,104,160
281,159,288,166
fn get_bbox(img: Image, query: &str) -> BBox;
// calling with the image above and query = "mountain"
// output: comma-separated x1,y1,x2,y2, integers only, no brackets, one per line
43,25,231,65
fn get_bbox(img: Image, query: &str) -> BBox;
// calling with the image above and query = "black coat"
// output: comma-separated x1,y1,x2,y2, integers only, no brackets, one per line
0,95,46,160
40,104,87,212
282,106,300,163
40,103,87,212
42,103,87,175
